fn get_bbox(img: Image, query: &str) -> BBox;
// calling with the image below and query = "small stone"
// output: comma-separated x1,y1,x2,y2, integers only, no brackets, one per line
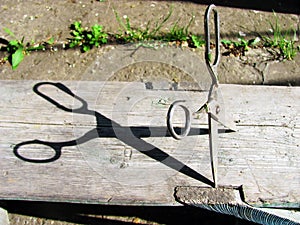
239,31,246,37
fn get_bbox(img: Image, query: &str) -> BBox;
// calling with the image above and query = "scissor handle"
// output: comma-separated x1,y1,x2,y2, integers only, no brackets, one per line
13,140,62,163
205,5,220,73
167,100,192,140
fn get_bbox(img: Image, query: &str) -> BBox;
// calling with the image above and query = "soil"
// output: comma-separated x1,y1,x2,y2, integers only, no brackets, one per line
0,0,299,84
0,0,299,224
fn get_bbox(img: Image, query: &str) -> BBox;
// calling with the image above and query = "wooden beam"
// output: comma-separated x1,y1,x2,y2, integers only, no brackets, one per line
0,81,299,207
0,207,9,225
175,186,300,224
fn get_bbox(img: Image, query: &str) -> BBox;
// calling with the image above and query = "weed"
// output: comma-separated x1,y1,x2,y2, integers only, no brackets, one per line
2,28,25,70
221,37,260,56
190,35,205,48
0,28,56,70
163,16,194,42
114,8,172,43
160,15,205,48
68,21,108,52
114,8,205,47
262,12,297,60
114,13,150,42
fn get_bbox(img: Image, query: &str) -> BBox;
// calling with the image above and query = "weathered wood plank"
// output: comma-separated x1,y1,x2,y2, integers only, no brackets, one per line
0,207,9,225
175,187,300,224
0,80,299,207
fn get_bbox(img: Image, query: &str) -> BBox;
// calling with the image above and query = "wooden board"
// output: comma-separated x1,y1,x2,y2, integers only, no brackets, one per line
0,80,299,207
0,207,9,225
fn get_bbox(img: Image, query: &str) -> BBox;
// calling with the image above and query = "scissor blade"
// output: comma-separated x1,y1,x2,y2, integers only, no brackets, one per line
208,112,218,188
209,112,238,132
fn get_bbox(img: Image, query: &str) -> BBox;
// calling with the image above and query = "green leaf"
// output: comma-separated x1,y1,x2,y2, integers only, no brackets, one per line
191,35,205,48
69,42,78,48
11,47,24,70
7,40,22,53
92,24,101,32
74,36,83,41
72,31,80,37
74,21,82,30
101,37,108,44
221,39,232,45
87,33,92,39
4,28,15,37
82,45,90,52
47,37,55,45
240,38,248,46
9,40,19,46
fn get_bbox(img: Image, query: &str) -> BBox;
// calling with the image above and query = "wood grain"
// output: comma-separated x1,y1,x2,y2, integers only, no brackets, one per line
0,80,299,207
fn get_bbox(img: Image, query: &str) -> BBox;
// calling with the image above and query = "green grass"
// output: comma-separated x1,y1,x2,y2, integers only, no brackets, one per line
114,9,205,48
113,8,172,43
163,16,193,42
1,8,298,70
191,35,205,48
262,12,298,60
221,12,299,60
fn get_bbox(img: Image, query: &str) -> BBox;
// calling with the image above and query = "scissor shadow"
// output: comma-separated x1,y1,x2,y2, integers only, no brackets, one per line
14,82,215,186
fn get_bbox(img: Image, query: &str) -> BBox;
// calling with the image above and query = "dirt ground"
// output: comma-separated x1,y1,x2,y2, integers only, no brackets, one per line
0,0,299,224
0,0,299,84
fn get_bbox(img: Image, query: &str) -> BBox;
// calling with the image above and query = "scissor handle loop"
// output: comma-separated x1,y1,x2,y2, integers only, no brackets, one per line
167,100,192,140
205,4,220,72
13,140,61,163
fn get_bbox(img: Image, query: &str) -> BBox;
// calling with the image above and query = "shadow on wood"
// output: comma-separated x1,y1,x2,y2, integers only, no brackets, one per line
13,82,215,186
0,200,258,225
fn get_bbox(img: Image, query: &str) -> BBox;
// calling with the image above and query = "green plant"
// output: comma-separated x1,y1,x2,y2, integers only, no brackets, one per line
222,37,260,50
221,37,260,56
114,8,172,43
190,35,205,48
164,16,194,42
68,21,108,52
2,28,25,70
1,28,56,70
114,13,150,42
114,8,204,48
262,12,297,60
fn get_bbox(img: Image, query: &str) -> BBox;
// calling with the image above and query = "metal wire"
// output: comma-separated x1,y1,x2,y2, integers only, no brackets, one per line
166,4,221,140
166,100,192,140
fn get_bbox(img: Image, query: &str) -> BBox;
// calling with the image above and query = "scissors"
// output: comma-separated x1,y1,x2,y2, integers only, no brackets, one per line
167,5,235,188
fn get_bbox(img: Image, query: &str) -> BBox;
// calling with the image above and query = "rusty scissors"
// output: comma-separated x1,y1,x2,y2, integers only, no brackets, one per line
167,5,234,188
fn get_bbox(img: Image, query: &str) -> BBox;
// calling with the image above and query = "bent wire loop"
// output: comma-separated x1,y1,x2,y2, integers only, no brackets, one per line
167,100,192,140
